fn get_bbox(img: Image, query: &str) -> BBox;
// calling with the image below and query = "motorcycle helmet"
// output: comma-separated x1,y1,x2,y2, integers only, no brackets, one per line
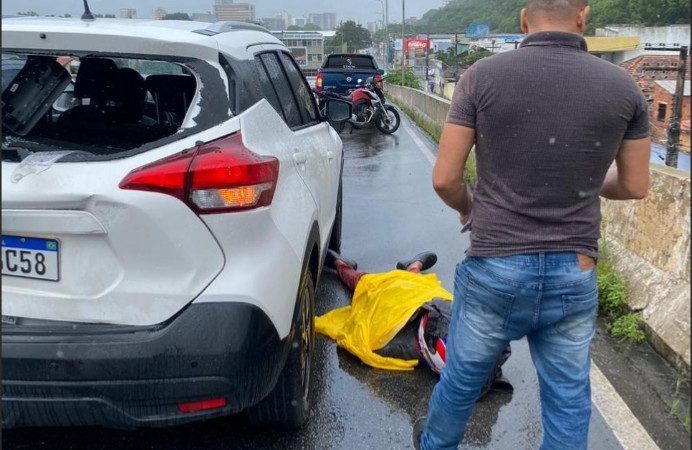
417,312,447,374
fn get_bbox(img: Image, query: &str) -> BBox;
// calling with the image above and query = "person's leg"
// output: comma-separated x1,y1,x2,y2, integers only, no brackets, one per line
419,257,534,450
527,253,597,450
335,261,367,292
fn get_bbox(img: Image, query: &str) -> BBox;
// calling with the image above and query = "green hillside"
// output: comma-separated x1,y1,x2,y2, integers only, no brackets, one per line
413,0,689,34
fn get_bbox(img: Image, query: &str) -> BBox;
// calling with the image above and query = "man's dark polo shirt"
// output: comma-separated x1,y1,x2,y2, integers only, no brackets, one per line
447,31,650,258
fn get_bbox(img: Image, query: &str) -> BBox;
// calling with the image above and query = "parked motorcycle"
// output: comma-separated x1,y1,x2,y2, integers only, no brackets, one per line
315,74,400,135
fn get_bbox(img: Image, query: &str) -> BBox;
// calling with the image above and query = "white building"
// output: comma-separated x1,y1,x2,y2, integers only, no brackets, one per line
596,24,691,63
119,8,136,19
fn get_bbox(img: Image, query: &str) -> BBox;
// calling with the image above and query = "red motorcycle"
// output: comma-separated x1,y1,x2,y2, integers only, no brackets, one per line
316,74,400,135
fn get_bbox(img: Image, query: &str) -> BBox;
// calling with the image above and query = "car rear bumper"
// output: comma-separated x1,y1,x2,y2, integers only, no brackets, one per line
1,303,289,428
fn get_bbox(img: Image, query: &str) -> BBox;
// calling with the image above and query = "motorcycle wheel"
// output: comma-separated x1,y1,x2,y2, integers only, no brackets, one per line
375,105,400,134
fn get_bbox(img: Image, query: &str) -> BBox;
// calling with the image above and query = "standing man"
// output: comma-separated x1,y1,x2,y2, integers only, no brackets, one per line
414,1,650,449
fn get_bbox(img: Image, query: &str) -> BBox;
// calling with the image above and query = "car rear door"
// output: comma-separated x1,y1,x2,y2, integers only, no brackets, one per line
254,51,341,248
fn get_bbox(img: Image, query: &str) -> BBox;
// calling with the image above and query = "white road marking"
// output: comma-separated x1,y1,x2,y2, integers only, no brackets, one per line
591,362,660,450
401,114,661,450
402,119,437,166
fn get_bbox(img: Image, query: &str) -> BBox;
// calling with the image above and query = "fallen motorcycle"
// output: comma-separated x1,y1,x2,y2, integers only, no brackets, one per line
316,74,400,135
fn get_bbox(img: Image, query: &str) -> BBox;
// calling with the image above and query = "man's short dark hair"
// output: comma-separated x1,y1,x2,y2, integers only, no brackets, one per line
526,0,588,22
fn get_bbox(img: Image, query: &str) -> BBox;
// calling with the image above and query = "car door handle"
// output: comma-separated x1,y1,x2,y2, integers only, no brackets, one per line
293,152,307,165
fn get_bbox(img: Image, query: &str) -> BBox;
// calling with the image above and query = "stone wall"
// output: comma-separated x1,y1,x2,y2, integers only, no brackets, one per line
601,165,691,374
386,83,691,374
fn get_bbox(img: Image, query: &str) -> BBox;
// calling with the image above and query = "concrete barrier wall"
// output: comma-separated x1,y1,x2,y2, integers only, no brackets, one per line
386,84,451,127
601,166,691,374
386,82,691,374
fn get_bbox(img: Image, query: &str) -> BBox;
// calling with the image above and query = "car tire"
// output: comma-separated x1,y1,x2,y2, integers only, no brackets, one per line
328,181,342,253
247,266,315,430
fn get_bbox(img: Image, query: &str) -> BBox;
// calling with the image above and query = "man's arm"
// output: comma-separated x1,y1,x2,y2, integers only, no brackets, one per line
600,137,650,200
432,123,475,222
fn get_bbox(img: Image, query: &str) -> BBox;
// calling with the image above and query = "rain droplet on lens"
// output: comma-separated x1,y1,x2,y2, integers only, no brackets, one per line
549,137,556,145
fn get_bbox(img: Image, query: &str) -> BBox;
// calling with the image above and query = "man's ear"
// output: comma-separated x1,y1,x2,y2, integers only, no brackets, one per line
577,5,590,32
520,8,530,34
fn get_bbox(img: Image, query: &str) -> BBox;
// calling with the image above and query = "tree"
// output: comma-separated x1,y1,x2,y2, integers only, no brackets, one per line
383,68,420,89
413,0,689,34
105,14,116,18
459,49,493,68
17,11,39,16
304,22,321,31
287,24,303,30
63,13,72,18
333,21,372,53
162,13,191,20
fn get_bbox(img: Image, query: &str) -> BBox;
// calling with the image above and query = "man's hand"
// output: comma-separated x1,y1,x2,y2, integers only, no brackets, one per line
432,123,475,215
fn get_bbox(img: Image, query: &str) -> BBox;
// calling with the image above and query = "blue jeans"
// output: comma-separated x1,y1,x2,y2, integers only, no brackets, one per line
420,252,598,450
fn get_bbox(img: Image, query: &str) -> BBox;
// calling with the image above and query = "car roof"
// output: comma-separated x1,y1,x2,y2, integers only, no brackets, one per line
1,17,284,61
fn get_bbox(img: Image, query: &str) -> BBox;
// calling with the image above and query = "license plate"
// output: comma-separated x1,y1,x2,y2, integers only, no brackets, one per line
1,235,59,281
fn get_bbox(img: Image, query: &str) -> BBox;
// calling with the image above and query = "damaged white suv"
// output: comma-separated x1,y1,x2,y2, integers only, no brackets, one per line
1,17,349,429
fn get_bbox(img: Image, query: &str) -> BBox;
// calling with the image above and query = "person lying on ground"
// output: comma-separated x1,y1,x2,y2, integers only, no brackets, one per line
315,250,512,398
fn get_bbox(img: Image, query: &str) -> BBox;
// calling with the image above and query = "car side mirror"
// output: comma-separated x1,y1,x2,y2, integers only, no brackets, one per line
324,99,351,123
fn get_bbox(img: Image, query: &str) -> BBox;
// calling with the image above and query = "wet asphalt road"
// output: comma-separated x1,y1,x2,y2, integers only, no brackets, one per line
1,115,654,450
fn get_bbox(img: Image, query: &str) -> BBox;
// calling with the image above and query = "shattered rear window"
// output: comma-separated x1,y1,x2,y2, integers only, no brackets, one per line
1,54,210,162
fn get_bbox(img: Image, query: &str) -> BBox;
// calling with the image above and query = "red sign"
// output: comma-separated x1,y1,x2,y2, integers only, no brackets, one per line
404,38,430,53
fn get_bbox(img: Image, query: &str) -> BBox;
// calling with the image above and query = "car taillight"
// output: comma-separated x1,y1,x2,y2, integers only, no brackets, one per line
119,133,279,214
316,72,323,92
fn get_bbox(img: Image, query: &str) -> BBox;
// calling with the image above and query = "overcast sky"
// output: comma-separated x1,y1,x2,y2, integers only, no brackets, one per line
1,0,445,25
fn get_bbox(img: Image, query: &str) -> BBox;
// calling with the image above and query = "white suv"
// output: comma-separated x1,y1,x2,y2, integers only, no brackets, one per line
1,17,349,429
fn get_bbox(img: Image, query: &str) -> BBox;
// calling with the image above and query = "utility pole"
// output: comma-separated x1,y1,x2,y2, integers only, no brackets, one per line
401,0,405,86
425,31,430,92
453,32,458,59
384,0,388,68
665,46,688,168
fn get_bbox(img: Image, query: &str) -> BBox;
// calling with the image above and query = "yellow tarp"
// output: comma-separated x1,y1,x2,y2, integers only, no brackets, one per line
585,36,640,53
315,270,452,371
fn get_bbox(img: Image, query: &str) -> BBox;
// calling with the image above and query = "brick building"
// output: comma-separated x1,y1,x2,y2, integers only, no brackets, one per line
620,54,691,101
650,80,690,152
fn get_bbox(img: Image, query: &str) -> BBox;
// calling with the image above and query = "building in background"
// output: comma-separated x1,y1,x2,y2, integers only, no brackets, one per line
213,0,255,22
260,17,282,30
320,13,337,30
274,11,291,29
119,8,136,19
293,17,307,27
152,8,166,20
306,13,336,30
272,31,324,75
367,21,379,34
650,80,690,151
621,54,691,100
192,12,218,22
595,24,690,64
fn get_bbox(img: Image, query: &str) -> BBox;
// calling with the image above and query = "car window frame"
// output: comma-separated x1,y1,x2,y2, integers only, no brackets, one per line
257,51,303,129
253,54,287,122
277,51,319,126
